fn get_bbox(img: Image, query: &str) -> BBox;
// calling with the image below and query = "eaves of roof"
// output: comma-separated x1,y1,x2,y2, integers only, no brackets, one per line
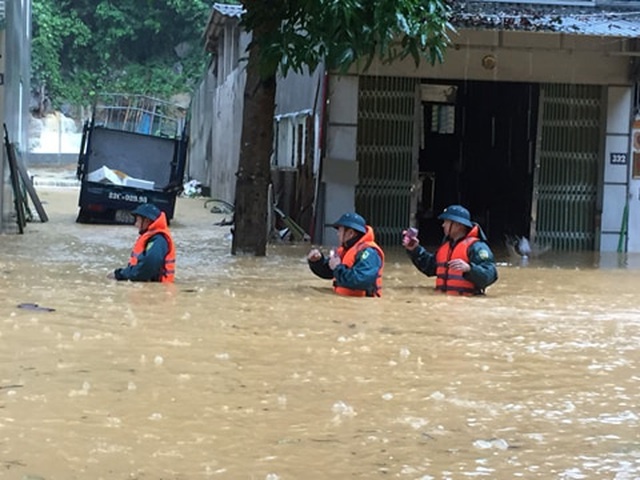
201,1,640,53
212,3,244,19
204,3,245,52
450,2,640,37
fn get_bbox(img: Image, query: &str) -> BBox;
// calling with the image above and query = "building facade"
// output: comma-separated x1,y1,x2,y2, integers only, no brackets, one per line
320,2,640,252
0,0,32,232
190,1,640,253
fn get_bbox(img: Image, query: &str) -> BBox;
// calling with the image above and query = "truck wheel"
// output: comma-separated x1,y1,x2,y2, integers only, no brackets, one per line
115,209,134,224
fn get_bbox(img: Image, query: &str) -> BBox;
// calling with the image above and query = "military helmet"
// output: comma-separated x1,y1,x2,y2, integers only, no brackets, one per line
437,205,473,228
131,203,161,221
332,212,367,234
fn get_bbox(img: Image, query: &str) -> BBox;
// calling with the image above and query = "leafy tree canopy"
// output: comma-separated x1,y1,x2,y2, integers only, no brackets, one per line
240,0,453,79
31,0,212,108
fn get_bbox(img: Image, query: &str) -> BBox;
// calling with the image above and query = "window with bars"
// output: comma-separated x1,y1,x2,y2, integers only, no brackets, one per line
273,112,312,168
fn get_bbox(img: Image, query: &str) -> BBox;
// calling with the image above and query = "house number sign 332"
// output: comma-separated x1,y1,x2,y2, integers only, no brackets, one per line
610,153,627,165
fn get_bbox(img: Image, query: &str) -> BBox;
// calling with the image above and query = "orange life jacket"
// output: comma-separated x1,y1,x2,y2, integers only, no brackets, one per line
435,225,480,295
333,226,384,297
128,211,176,282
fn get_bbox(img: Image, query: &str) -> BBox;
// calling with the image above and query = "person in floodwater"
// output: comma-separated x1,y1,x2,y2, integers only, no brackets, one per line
402,205,497,295
107,203,176,282
307,212,384,297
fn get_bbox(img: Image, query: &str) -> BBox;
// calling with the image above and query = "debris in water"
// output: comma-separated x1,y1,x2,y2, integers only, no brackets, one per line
17,303,55,312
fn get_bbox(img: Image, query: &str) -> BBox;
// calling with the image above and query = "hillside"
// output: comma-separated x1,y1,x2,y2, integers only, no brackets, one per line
30,0,213,113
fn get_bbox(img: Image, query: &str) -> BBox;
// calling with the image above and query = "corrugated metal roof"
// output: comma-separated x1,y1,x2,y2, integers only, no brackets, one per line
451,2,640,37
206,2,639,38
212,3,244,19
204,3,245,53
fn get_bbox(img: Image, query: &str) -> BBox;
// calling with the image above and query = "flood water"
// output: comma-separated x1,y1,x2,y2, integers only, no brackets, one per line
1,186,640,480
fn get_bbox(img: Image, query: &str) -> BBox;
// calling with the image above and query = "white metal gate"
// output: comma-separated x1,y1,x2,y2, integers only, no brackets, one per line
356,76,418,247
532,84,602,251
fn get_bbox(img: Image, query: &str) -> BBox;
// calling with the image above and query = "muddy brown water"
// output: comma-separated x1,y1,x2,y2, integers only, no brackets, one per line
1,187,639,479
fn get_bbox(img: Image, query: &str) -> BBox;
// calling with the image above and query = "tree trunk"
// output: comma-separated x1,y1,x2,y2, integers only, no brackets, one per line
231,37,277,256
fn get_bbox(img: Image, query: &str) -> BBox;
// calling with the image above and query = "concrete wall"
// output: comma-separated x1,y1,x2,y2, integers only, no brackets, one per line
321,75,359,245
1,0,31,233
1,28,9,229
628,113,640,253
361,30,633,87
3,0,30,151
601,86,633,252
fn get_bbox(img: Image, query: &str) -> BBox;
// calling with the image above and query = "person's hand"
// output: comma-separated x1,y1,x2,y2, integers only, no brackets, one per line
402,230,419,251
106,271,116,279
307,248,323,262
328,251,341,270
448,258,470,272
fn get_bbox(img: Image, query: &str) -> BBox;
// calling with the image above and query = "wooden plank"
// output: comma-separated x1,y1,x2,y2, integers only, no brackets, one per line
14,148,49,223
3,124,27,233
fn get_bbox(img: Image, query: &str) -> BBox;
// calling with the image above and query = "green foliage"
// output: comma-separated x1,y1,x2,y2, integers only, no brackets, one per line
31,0,211,107
240,0,453,79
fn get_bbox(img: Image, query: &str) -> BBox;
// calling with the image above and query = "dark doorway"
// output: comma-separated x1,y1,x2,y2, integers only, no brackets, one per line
416,80,539,247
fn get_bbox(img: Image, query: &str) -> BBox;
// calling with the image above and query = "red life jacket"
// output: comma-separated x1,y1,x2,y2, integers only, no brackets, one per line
128,212,176,283
435,225,480,295
333,226,384,297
